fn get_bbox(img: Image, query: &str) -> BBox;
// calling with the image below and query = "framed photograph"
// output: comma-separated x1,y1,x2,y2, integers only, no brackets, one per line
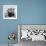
3,5,17,19
18,24,46,41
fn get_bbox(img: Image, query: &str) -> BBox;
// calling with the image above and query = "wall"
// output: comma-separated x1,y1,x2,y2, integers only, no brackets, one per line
0,0,22,44
0,0,46,44
20,0,46,24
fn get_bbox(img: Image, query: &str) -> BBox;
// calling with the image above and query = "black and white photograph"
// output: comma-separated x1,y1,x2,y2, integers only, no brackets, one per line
18,25,46,46
3,5,17,19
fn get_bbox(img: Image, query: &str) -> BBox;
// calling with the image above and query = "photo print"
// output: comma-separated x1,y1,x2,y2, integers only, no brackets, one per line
18,25,46,41
3,5,17,19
